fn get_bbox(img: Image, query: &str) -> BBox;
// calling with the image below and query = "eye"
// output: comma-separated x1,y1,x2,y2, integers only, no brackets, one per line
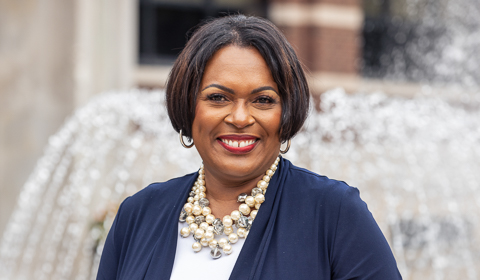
207,93,227,102
254,96,275,104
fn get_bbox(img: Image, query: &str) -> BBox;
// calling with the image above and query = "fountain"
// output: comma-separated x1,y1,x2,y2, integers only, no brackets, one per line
0,90,202,280
366,0,480,87
0,87,479,279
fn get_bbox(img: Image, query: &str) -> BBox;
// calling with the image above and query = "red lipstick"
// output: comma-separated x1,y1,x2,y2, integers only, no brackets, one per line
217,135,258,154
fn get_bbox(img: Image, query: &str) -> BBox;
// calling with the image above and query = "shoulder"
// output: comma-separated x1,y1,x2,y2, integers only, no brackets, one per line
284,161,353,204
119,172,197,216
110,172,197,244
281,160,367,226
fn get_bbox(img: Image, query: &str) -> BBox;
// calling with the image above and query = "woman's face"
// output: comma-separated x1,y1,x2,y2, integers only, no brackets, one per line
192,45,282,183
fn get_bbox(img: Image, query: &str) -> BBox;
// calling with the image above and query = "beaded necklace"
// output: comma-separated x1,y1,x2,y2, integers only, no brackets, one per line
179,156,280,259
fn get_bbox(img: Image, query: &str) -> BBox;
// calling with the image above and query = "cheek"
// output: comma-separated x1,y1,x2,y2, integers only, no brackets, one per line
258,109,282,136
192,105,221,138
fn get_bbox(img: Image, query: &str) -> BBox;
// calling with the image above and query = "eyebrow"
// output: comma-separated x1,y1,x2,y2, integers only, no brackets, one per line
201,84,278,95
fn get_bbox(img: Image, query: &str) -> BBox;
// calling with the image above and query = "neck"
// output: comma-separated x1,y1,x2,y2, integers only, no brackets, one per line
203,170,264,218
201,155,279,218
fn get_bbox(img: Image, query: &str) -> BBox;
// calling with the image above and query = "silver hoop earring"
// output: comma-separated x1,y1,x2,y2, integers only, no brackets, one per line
179,130,194,148
280,139,291,154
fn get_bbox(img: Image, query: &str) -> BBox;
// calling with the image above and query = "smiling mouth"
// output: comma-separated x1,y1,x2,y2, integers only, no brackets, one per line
217,136,258,154
219,138,257,148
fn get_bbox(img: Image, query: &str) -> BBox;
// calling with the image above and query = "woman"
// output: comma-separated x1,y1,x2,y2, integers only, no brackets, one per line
97,15,402,279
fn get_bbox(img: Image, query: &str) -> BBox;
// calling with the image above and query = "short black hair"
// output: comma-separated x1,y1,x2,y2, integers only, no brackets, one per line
166,15,310,142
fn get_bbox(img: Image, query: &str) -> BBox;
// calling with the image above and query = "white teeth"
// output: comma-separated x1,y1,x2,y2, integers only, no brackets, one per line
220,138,257,147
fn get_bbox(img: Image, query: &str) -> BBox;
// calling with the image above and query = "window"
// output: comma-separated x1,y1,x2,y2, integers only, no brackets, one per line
139,0,267,65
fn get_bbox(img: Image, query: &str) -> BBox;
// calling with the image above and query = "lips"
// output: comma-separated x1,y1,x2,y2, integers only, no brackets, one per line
217,135,258,154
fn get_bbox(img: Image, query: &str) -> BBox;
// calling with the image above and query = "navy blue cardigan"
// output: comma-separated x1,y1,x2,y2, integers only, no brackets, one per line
97,158,402,279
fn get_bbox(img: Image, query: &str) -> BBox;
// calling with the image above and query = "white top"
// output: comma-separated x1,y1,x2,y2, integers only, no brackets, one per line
170,222,246,280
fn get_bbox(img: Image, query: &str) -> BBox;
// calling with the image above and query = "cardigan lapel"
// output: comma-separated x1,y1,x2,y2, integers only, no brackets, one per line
229,158,290,280
142,172,197,279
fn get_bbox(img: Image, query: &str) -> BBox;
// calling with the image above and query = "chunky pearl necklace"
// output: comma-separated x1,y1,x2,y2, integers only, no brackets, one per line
179,156,280,259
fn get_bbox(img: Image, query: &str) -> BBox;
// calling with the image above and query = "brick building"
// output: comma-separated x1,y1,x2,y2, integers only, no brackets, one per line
270,0,362,95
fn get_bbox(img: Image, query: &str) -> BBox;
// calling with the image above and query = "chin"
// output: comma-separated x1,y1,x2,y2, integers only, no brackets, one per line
224,157,273,178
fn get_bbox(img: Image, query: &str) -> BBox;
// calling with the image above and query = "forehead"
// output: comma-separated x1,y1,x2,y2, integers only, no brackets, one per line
201,45,277,89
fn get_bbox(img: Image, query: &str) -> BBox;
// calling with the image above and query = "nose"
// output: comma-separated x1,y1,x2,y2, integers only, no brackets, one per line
224,102,255,128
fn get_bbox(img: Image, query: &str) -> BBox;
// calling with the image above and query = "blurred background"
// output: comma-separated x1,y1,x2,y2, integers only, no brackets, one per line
1,0,479,279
